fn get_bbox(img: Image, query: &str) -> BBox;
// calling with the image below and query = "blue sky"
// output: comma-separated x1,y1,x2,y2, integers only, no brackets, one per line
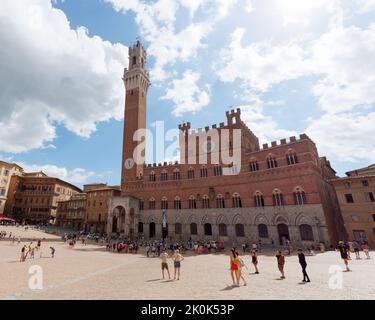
0,0,374,187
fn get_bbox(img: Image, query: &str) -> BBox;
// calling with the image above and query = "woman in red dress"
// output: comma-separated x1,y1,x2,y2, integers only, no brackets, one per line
229,248,240,286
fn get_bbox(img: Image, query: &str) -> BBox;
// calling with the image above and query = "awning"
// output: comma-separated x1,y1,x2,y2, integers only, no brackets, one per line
0,215,16,222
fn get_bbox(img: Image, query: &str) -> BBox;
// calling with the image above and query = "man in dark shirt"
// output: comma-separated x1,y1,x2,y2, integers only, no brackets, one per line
297,249,310,283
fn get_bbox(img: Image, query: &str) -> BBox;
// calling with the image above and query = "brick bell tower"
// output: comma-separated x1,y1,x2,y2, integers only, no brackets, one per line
121,40,150,191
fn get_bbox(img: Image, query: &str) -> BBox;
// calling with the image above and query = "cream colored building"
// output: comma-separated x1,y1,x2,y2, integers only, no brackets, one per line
332,164,375,246
0,161,23,214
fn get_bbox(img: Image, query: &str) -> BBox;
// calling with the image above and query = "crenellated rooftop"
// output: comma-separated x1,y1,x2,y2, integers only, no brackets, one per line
260,134,313,151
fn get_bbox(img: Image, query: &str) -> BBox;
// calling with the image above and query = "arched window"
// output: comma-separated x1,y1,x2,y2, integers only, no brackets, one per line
272,189,284,207
174,196,181,210
213,165,223,176
286,150,298,165
138,222,144,233
294,187,307,205
249,159,259,172
204,223,212,236
175,223,182,235
189,196,197,209
254,191,265,208
267,155,278,169
235,224,245,237
200,166,208,178
258,224,269,238
132,56,137,66
161,170,168,182
190,223,198,235
299,224,314,241
173,169,181,180
219,223,227,236
202,195,210,209
232,193,242,208
149,171,156,182
139,199,144,211
217,194,225,208
161,197,168,210
187,167,195,179
149,198,155,210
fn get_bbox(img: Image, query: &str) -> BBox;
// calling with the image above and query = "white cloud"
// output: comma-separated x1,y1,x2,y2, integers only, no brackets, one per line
274,0,342,27
0,0,127,153
306,112,375,162
232,96,296,145
354,0,375,13
106,0,237,81
217,28,309,93
178,0,205,18
245,0,254,14
311,24,375,113
18,162,96,186
161,70,210,116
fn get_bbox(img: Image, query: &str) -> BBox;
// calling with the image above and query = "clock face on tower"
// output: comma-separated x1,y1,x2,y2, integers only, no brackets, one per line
124,158,135,170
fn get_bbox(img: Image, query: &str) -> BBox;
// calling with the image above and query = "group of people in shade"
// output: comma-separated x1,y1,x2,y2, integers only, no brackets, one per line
19,239,55,262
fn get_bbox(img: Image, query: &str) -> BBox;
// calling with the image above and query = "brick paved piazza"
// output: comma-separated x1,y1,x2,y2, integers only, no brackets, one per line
1,226,374,300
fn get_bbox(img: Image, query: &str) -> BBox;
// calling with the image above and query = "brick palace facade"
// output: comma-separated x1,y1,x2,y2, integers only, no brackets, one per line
106,41,347,247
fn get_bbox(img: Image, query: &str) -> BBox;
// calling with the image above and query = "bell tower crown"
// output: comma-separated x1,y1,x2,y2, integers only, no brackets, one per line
123,40,150,93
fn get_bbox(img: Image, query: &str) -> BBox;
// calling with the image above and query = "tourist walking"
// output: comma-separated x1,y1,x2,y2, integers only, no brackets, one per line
229,248,240,286
276,250,285,279
146,243,150,257
361,242,371,259
251,249,259,274
20,245,26,262
343,241,351,260
172,249,184,281
160,249,171,280
50,247,55,258
353,241,361,259
297,249,310,283
30,246,35,259
337,241,350,272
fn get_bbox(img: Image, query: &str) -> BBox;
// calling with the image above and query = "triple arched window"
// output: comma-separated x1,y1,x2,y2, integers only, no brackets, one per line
149,198,155,210
254,191,265,208
294,187,307,205
174,196,181,210
161,170,168,182
217,194,225,208
232,193,242,208
272,189,284,207
249,159,259,172
189,196,197,209
267,155,278,169
161,197,168,210
202,195,210,209
173,169,181,180
187,168,195,179
286,150,298,165
149,171,156,182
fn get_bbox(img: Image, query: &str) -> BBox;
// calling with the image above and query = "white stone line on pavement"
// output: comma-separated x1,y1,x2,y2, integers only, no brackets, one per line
2,259,136,300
